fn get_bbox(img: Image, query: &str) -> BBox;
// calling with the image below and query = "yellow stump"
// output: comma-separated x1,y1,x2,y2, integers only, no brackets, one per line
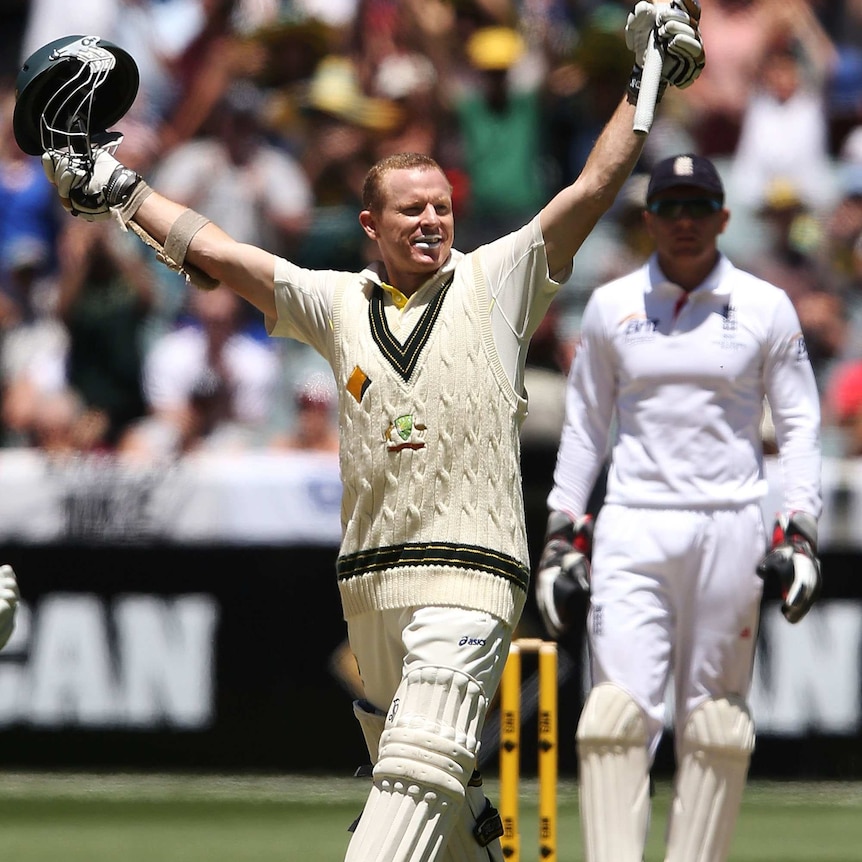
538,642,558,862
500,642,521,860
499,639,558,862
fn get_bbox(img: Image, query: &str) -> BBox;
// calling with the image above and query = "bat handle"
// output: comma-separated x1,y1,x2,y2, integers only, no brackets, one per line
633,29,663,135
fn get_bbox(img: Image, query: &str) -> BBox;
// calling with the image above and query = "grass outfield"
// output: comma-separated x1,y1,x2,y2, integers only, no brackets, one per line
0,773,860,861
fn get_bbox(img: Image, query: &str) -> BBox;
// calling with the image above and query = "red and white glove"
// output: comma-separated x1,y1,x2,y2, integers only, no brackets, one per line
757,512,821,624
535,511,593,638
0,564,20,650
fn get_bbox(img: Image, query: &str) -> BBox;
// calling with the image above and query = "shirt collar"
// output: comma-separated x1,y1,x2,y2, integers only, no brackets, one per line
646,252,732,299
360,249,463,302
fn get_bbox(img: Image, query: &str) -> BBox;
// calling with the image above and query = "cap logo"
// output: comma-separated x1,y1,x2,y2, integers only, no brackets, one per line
673,156,695,177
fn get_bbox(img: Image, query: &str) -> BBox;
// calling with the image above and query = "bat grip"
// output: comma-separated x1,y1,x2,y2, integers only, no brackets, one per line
633,30,663,135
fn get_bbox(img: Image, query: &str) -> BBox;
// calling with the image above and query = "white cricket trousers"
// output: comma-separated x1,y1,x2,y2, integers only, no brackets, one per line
347,605,512,716
587,503,766,758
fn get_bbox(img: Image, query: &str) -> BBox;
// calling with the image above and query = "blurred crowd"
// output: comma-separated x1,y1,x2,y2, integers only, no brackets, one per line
2,0,862,461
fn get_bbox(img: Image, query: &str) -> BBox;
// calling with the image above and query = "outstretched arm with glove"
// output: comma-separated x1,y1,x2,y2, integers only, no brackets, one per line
16,36,277,318
523,0,706,273
32,12,704,318
41,147,279,319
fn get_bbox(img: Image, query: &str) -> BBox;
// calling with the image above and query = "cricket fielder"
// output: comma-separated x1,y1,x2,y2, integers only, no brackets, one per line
536,154,822,862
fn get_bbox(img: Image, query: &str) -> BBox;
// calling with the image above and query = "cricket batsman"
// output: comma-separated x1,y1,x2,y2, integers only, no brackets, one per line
21,6,704,859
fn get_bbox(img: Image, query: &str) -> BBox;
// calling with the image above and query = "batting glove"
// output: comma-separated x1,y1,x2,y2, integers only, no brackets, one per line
659,2,705,89
757,512,821,624
42,137,141,222
0,564,20,650
535,511,593,638
625,1,705,103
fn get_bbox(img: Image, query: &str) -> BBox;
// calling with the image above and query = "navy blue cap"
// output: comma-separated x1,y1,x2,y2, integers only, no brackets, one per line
646,154,724,203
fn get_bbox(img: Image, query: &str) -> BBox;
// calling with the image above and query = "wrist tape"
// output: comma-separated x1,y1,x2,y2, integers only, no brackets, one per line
165,210,211,268
125,207,219,291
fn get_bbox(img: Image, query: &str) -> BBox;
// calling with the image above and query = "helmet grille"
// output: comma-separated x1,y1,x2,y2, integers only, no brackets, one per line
14,35,140,155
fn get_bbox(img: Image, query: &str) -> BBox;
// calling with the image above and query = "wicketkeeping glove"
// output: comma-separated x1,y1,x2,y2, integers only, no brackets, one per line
757,512,821,624
0,564,20,650
625,0,705,103
535,511,593,638
42,136,142,222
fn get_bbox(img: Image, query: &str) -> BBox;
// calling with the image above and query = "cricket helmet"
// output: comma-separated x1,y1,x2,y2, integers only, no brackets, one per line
13,35,139,155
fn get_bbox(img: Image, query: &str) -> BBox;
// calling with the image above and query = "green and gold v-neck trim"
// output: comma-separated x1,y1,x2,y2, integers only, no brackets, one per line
368,275,453,382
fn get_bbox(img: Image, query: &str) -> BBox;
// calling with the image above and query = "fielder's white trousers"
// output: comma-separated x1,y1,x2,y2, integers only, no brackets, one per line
587,503,765,759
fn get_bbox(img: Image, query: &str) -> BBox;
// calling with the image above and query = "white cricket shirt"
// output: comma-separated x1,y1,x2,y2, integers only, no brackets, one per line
548,253,822,517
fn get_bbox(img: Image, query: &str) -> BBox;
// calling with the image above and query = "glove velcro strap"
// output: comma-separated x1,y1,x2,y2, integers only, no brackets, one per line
543,511,594,562
544,510,576,544
104,167,143,208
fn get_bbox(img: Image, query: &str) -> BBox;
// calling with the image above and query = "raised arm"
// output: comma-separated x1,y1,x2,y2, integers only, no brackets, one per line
541,1,704,275
540,98,644,276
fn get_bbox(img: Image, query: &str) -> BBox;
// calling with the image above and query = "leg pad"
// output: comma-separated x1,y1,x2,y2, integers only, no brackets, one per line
576,683,651,862
345,665,488,862
664,696,755,862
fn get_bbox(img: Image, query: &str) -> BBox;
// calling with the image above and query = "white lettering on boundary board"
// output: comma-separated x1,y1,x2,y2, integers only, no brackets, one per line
0,595,218,728
0,597,859,735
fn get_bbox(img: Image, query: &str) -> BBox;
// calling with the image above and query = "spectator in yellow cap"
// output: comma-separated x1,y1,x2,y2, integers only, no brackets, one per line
450,26,546,249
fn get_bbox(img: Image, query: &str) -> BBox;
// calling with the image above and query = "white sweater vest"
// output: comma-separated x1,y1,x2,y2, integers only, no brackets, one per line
331,254,529,625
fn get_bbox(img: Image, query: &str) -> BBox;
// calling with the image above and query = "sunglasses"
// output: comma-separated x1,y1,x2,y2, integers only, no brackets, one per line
646,198,723,219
